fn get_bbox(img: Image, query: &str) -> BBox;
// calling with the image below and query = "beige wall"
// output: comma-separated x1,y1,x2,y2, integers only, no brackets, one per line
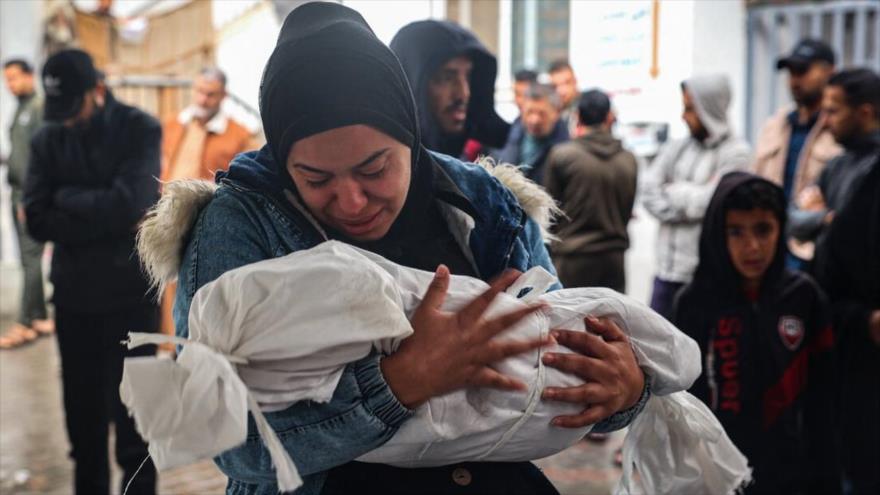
446,0,500,55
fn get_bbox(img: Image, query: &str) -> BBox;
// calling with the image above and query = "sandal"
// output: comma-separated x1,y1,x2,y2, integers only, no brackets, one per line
0,324,39,349
31,319,55,336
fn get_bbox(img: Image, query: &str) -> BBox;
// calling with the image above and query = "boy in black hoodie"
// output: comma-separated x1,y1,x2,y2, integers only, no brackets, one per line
673,172,839,495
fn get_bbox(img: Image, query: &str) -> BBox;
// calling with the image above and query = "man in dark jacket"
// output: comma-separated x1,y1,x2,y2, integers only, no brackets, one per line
789,69,880,270
390,20,509,158
23,49,160,495
543,89,637,292
1,58,51,348
674,172,839,494
813,68,880,495
496,83,569,183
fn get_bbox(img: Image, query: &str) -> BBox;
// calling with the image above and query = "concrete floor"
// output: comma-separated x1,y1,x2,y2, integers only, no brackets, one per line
0,204,660,494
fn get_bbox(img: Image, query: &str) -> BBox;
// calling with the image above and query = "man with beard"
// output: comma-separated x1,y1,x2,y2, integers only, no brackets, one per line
23,49,160,494
390,20,510,158
161,67,256,182
548,59,579,137
789,68,879,275
496,83,569,184
752,39,841,269
813,69,880,495
159,67,257,342
640,74,751,320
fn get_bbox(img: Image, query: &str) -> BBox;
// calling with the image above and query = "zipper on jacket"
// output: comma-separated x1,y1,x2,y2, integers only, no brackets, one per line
502,210,528,270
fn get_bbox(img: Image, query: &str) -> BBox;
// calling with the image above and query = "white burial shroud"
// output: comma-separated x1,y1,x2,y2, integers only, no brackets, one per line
120,241,751,494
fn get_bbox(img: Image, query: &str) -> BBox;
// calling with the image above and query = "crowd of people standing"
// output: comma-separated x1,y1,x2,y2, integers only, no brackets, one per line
1,3,878,494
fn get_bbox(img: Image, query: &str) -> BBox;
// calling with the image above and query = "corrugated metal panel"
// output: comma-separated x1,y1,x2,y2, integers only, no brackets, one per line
745,0,880,143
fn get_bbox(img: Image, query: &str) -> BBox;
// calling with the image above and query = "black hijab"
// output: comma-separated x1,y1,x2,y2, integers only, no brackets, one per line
259,2,434,243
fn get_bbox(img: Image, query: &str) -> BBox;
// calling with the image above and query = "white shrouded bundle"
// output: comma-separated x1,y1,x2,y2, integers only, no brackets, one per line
121,241,751,494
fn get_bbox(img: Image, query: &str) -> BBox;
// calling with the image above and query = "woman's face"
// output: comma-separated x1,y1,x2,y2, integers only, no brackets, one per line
287,125,411,241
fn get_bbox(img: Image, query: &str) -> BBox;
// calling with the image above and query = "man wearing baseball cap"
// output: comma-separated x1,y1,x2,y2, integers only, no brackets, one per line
752,39,841,271
23,49,160,494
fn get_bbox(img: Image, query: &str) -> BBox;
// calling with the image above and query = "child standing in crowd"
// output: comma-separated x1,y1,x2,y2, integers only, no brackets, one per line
673,172,840,494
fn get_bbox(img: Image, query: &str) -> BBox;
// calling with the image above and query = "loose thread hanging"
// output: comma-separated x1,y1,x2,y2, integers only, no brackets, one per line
123,454,152,495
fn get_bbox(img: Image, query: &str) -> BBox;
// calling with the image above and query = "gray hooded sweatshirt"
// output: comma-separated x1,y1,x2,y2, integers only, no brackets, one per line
640,74,752,283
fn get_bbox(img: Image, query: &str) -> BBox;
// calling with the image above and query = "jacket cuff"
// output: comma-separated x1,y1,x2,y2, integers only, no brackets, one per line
353,354,414,429
591,376,651,434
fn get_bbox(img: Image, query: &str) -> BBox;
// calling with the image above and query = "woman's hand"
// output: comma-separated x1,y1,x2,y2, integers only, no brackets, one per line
541,315,645,428
381,265,553,409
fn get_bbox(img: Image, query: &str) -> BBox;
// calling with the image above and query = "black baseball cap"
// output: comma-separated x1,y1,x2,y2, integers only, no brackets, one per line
42,49,98,121
577,89,611,126
776,39,836,72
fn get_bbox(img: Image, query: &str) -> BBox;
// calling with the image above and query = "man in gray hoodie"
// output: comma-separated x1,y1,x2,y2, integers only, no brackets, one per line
641,74,752,319
544,89,637,292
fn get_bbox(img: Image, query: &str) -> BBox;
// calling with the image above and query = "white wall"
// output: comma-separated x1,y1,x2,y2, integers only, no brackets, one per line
213,0,280,128
213,0,445,122
691,0,747,140
568,0,747,142
340,0,445,45
568,0,695,140
1,0,42,265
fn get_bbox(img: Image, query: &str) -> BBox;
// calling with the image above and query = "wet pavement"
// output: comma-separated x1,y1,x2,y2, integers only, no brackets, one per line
0,204,657,494
0,326,227,495
0,316,624,495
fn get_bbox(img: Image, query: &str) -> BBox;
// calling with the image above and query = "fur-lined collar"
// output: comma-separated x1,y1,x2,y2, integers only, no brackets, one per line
137,158,559,294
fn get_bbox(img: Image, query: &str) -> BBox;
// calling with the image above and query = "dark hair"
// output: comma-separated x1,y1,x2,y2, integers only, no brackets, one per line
723,180,785,222
578,89,611,127
548,59,572,74
828,68,880,120
3,58,33,74
199,66,227,88
525,82,561,109
514,69,538,83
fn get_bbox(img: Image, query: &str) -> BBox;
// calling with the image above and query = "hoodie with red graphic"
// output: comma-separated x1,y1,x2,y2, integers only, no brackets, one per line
673,172,839,495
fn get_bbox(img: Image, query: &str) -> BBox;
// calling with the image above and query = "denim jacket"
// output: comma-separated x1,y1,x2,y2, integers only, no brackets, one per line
160,146,646,494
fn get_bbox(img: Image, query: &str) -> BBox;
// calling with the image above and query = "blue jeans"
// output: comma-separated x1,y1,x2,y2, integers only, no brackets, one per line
649,277,686,322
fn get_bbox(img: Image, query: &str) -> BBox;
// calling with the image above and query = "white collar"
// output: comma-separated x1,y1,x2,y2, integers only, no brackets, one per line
178,106,229,134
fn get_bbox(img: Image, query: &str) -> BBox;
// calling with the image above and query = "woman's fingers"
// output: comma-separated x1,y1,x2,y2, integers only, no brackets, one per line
543,382,617,428
476,303,547,341
420,264,451,311
550,329,615,359
481,333,555,364
470,367,528,391
456,270,520,327
541,382,610,405
585,315,627,343
550,406,614,428
541,351,611,380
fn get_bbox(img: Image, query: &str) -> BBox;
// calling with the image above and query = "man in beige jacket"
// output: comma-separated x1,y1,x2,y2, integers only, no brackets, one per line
752,39,841,269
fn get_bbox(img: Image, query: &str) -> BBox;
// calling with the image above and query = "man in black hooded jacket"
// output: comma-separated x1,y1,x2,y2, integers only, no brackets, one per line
673,172,839,494
813,68,880,495
390,20,509,158
23,49,160,494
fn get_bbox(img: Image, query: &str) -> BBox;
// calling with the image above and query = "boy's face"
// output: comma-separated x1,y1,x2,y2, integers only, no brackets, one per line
725,208,780,287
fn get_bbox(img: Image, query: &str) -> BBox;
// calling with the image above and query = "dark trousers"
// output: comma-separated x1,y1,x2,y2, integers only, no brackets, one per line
649,277,686,321
11,197,47,325
55,304,159,495
322,461,559,494
553,251,626,293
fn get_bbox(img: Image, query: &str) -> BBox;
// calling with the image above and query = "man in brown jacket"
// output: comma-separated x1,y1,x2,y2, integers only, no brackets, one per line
544,89,638,292
752,40,841,268
160,67,257,340
161,67,256,182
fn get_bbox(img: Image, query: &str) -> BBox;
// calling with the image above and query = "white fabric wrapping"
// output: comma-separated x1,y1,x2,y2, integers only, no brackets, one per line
120,241,750,494
615,392,752,495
